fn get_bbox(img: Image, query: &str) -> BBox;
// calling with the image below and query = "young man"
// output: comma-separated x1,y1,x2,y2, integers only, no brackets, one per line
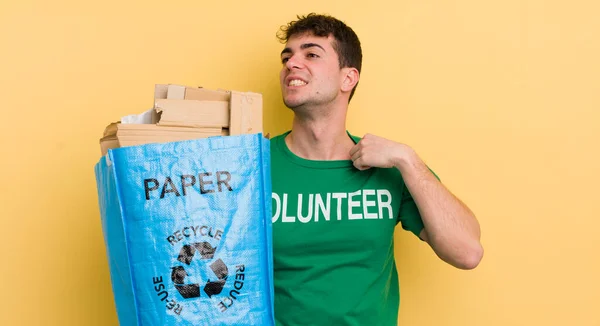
269,13,483,325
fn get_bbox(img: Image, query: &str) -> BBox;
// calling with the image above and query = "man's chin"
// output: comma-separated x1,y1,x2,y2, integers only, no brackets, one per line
283,98,305,110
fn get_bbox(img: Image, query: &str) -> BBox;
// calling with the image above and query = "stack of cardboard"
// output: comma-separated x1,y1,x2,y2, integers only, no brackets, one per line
99,84,263,155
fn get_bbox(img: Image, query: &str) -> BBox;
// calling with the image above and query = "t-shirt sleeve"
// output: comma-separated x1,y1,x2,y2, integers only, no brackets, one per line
397,167,440,238
397,186,425,237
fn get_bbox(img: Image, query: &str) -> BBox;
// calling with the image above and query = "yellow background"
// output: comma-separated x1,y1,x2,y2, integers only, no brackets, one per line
1,0,598,325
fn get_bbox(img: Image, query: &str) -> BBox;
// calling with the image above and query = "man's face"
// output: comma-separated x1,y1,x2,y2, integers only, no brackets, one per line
279,33,344,110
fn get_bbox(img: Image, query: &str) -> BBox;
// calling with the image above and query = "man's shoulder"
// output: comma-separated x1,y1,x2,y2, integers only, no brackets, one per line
268,131,291,148
268,132,287,142
267,131,290,159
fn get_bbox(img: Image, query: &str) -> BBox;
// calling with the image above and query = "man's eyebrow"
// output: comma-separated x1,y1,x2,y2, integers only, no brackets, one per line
301,43,326,52
281,48,292,56
280,43,326,56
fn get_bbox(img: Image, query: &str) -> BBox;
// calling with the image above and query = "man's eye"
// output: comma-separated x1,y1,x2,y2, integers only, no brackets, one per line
307,53,319,58
281,57,290,64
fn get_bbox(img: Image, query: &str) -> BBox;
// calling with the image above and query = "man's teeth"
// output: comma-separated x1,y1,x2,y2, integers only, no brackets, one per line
289,80,307,86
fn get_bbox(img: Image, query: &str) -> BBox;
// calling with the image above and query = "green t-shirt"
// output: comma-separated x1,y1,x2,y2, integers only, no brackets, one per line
270,131,426,326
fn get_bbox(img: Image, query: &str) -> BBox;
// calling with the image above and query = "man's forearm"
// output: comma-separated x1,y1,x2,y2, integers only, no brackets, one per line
394,146,483,270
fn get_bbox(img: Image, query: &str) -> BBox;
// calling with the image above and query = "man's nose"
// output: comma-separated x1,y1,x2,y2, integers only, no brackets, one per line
285,54,302,70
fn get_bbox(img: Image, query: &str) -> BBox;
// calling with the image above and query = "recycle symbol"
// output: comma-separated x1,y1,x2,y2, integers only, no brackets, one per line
171,242,229,299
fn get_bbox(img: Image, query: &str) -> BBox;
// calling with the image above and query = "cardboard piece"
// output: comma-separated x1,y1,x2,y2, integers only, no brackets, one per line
100,123,225,155
229,91,263,135
154,84,169,100
166,84,186,100
154,99,229,128
185,87,230,102
99,84,263,155
159,84,231,101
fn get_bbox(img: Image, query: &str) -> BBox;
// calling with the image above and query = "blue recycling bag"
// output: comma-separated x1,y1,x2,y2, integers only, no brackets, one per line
94,133,274,325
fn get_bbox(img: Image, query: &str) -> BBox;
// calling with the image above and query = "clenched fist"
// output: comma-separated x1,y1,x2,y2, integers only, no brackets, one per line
349,133,416,171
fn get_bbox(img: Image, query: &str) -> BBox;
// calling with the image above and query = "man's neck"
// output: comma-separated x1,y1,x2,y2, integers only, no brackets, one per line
285,108,355,161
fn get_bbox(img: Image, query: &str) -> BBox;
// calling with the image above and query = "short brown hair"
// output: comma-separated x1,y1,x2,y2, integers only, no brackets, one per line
278,13,363,101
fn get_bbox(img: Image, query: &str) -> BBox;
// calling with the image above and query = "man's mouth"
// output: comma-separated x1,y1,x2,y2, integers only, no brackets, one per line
288,79,307,87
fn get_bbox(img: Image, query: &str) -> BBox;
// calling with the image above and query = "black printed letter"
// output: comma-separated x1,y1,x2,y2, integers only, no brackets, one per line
216,171,232,192
199,173,214,194
144,179,159,200
160,177,181,199
181,175,196,196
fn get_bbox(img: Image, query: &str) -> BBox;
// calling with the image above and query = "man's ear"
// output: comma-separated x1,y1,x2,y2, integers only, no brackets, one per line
341,67,360,93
